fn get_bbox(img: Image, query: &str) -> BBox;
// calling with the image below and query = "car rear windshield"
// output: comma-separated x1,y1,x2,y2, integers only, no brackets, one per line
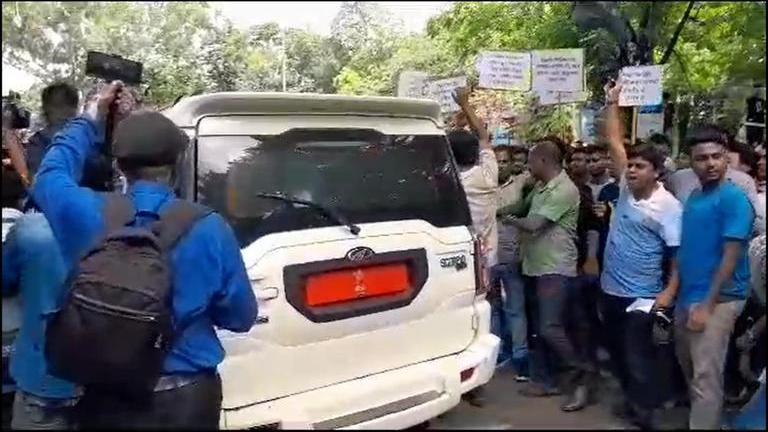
197,129,471,247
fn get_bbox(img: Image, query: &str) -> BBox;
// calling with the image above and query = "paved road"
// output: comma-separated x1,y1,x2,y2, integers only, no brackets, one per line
428,367,690,430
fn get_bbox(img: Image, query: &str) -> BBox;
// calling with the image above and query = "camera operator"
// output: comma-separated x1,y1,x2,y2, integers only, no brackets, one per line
2,93,31,188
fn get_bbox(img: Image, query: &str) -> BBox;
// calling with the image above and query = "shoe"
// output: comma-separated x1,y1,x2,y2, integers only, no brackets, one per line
561,385,590,412
511,357,530,382
611,400,634,420
518,382,561,398
464,388,487,407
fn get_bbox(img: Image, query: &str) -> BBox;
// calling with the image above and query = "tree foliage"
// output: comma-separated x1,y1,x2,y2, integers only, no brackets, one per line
2,0,764,137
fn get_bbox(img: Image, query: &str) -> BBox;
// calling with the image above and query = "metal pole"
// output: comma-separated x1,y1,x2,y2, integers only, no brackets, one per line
631,106,639,145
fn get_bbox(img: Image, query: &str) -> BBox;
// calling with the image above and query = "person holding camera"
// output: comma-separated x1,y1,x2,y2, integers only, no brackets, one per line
2,94,31,188
32,81,256,429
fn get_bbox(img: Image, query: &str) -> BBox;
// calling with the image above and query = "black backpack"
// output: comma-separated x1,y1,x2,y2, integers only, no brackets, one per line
46,194,211,393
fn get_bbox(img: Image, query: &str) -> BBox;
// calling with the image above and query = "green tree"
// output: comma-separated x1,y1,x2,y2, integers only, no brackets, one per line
2,1,213,106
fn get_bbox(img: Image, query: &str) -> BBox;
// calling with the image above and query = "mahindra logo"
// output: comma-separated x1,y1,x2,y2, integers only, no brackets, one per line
346,246,375,262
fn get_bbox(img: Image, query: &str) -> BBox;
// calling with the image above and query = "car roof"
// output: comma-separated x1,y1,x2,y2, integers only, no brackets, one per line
163,92,443,128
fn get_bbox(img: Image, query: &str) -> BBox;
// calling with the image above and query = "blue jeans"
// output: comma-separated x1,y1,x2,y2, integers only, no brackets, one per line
490,263,528,362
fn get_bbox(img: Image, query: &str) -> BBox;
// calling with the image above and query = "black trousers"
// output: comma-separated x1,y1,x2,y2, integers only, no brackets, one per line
77,373,222,429
599,292,681,410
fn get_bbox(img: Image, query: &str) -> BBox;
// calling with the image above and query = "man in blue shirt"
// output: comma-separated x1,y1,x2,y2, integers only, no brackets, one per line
32,82,257,429
676,125,755,430
3,211,79,429
598,83,683,428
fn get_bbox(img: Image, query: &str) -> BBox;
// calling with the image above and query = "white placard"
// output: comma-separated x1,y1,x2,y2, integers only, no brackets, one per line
428,76,467,113
536,89,587,106
532,49,584,93
397,71,430,98
477,51,532,90
618,65,664,107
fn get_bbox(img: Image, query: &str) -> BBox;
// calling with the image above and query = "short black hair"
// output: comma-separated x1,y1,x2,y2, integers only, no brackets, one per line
41,82,79,109
648,133,671,147
626,143,665,172
2,167,25,209
509,145,529,158
447,129,479,167
565,146,587,163
684,124,729,152
585,144,608,156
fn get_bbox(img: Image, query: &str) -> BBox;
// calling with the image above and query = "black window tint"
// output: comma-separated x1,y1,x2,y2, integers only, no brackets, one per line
197,129,471,247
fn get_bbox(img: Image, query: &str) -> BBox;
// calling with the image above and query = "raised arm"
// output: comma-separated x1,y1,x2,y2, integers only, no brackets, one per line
604,81,627,176
453,87,491,150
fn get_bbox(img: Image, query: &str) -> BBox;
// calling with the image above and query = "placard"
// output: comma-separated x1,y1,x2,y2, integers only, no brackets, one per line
618,65,664,107
428,76,467,113
532,49,584,93
397,71,430,98
477,51,531,90
535,89,587,106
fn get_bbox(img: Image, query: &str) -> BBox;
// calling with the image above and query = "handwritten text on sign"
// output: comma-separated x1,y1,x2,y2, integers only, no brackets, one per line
618,65,664,107
429,76,467,113
532,49,584,93
477,52,531,90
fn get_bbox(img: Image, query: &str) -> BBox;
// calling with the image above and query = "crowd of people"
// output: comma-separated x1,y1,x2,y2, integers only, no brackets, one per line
1,77,765,431
448,83,765,429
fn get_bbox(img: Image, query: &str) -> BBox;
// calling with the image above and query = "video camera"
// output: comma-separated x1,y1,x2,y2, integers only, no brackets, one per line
2,91,31,130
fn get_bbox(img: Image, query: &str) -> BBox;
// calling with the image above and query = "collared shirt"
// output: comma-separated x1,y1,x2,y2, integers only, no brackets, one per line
31,116,257,375
2,213,78,399
460,149,499,267
678,181,754,308
496,174,527,264
601,178,682,298
520,170,579,277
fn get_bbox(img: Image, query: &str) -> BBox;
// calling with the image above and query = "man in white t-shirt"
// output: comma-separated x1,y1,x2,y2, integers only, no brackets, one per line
599,82,684,428
448,87,498,408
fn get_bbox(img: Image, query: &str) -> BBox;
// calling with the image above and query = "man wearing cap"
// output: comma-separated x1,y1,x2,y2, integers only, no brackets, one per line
32,82,257,429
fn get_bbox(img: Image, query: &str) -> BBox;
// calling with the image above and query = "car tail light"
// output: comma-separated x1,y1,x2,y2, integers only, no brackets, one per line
460,367,475,382
473,235,488,295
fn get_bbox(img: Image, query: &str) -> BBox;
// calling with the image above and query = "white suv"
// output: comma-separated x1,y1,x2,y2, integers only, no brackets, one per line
163,93,500,429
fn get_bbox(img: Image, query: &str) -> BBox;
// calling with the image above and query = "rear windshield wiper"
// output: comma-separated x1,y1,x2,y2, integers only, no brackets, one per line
256,193,361,236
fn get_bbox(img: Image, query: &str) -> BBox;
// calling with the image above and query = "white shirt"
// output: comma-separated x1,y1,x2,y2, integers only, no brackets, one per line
460,149,499,267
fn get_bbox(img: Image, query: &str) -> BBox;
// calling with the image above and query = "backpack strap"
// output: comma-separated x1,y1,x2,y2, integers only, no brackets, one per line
102,193,136,234
152,201,213,251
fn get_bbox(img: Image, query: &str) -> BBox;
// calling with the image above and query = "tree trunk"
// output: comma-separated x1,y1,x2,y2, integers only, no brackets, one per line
660,1,695,64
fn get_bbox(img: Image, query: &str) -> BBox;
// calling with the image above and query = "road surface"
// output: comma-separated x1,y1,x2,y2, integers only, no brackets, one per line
428,367,690,430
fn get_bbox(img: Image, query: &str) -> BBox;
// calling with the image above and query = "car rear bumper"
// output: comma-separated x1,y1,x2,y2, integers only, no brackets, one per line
220,303,499,430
